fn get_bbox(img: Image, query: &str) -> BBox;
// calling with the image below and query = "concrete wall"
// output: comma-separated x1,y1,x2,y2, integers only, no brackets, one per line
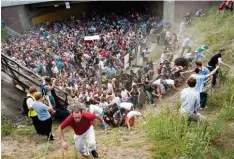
1,5,27,33
163,1,175,25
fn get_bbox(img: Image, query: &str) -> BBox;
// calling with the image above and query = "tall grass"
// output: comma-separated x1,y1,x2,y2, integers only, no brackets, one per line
146,93,234,158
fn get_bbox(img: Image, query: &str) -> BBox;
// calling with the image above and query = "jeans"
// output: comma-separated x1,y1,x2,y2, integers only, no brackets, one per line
191,52,205,65
207,66,219,86
200,92,208,108
146,91,154,104
55,108,70,121
49,95,56,107
74,126,96,155
132,96,139,105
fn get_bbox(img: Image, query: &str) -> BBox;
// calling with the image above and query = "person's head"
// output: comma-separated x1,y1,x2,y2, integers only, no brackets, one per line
28,86,37,95
219,48,226,54
120,107,126,113
71,106,84,123
45,77,52,83
187,77,197,87
195,61,202,68
100,97,106,102
151,84,156,89
34,92,43,101
194,67,201,74
205,42,210,46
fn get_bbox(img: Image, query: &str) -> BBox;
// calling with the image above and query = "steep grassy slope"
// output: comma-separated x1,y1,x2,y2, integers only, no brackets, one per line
145,7,234,159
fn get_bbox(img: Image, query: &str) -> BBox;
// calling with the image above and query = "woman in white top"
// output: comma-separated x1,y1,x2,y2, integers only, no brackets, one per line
120,87,131,102
125,111,146,130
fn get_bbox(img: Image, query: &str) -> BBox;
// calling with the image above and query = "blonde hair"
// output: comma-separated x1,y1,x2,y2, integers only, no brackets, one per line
34,92,43,101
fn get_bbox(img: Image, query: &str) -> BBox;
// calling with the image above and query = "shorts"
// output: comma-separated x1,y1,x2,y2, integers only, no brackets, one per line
125,117,135,126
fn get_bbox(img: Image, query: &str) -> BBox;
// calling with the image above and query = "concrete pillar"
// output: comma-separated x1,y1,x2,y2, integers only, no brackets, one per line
163,0,175,26
19,5,30,33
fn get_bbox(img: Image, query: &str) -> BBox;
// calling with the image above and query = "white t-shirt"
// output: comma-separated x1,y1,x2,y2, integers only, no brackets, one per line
119,102,133,111
110,97,121,106
52,66,59,74
99,102,108,109
153,79,161,86
180,22,185,31
164,79,174,86
153,79,174,86
89,104,103,115
127,111,142,119
107,83,113,92
26,98,34,109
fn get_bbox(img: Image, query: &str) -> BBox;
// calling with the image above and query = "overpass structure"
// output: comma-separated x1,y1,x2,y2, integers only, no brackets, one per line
1,1,212,35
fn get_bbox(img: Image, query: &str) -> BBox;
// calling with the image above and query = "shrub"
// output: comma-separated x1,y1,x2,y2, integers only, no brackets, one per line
1,118,14,137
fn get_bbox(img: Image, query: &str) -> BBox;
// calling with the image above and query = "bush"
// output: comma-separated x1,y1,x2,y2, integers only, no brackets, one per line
1,118,14,137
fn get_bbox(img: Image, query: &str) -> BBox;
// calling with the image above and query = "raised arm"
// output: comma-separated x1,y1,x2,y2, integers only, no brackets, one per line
206,65,219,78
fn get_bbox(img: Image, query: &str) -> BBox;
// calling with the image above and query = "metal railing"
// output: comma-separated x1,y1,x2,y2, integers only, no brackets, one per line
1,54,68,104
5,26,21,36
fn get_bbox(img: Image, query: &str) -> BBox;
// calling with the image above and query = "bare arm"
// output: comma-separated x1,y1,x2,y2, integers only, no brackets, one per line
58,126,68,149
95,114,104,123
172,84,181,91
206,65,219,78
126,118,131,129
218,58,231,68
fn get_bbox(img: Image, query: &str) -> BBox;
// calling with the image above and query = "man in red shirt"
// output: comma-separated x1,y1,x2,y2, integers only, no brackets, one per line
58,107,107,159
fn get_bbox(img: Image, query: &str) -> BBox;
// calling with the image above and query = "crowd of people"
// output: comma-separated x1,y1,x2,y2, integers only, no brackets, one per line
3,10,161,159
2,3,232,158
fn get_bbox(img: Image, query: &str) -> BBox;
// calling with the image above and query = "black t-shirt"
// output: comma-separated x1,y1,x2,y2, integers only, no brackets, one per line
208,53,221,67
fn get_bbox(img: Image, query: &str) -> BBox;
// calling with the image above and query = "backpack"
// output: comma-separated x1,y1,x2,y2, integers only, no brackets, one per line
22,96,33,115
40,83,48,96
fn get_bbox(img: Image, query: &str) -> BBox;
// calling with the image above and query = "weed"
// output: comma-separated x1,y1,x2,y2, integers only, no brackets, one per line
1,118,14,137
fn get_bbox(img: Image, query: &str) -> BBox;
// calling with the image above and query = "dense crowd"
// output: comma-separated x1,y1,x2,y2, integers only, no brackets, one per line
1,2,232,158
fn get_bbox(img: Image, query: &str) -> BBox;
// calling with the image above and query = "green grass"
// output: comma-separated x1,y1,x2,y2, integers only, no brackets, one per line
1,118,14,137
145,7,234,159
1,28,8,42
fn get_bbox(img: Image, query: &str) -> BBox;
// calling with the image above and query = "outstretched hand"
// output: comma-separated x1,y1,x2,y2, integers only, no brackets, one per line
62,141,68,149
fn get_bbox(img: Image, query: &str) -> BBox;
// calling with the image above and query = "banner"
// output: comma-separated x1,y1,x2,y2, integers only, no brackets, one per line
84,35,100,41
65,2,70,9
124,53,130,70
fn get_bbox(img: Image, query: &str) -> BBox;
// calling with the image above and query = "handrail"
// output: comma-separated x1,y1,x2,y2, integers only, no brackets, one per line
5,26,21,36
1,53,68,103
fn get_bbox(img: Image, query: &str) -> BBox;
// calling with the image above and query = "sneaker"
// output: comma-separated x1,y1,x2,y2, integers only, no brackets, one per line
91,150,99,159
47,135,55,141
82,151,90,157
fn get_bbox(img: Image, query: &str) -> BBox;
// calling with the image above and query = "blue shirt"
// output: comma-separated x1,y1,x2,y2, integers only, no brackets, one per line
32,102,51,121
201,67,210,75
58,61,63,70
190,74,206,93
